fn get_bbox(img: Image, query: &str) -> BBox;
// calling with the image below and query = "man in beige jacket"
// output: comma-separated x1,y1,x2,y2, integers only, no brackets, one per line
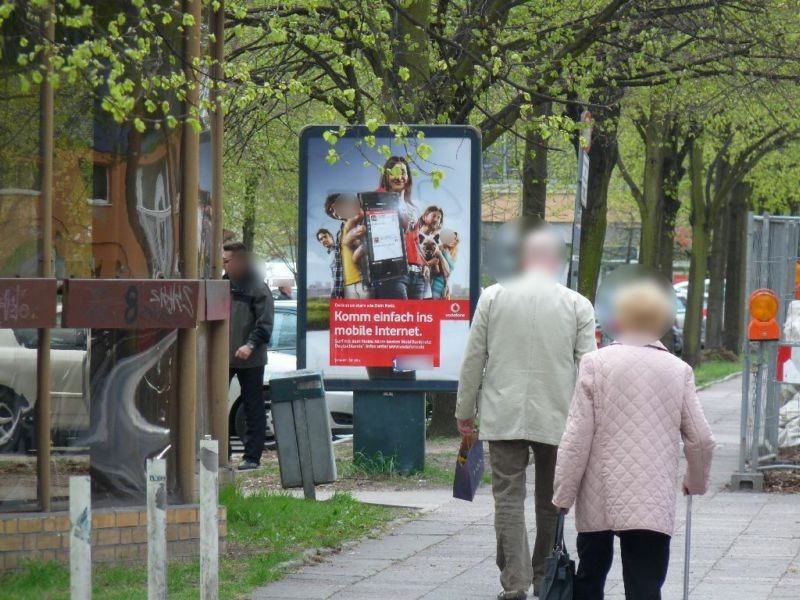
456,227,596,600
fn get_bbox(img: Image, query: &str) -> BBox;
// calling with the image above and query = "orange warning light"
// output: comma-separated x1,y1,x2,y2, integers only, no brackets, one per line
747,288,780,341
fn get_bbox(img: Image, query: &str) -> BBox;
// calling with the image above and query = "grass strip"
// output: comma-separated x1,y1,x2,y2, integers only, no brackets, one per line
0,488,397,600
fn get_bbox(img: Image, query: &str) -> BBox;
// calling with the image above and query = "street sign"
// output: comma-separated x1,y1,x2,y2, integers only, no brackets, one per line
579,148,590,209
568,111,592,291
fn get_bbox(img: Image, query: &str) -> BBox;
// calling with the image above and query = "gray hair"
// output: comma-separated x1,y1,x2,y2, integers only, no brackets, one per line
521,226,567,268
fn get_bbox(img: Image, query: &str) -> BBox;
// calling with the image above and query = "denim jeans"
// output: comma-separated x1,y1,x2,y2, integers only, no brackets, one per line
372,271,426,300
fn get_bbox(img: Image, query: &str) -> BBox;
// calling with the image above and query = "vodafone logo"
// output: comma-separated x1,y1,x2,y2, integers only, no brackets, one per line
450,302,461,313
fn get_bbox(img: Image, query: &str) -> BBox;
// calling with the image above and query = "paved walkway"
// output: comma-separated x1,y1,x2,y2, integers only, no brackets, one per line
252,376,800,599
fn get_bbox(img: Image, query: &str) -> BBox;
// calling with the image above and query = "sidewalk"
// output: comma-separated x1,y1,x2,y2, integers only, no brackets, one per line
252,376,800,600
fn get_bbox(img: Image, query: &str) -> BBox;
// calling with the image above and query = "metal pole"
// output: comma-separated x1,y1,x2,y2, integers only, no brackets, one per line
683,495,693,600
751,344,765,470
36,0,55,512
738,213,754,474
199,436,219,600
208,0,230,469
69,476,92,600
177,0,202,503
147,458,168,600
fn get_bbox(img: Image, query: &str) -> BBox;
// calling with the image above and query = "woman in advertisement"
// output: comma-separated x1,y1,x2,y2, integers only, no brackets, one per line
431,229,459,300
418,205,445,299
370,156,427,300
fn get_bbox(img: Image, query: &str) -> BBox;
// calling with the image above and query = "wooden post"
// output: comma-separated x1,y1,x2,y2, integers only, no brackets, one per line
36,0,55,513
176,0,202,503
199,437,219,600
147,458,168,600
69,476,91,599
209,0,230,469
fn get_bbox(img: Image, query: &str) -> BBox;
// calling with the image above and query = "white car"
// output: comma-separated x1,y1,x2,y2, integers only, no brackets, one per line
228,300,353,442
0,301,352,453
0,323,88,452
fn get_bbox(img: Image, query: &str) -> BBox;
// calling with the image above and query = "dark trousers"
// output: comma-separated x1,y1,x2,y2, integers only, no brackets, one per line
229,366,266,464
574,529,671,600
489,440,559,595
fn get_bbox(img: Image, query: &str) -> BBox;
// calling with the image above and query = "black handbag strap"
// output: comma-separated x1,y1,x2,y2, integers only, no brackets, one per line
553,509,567,552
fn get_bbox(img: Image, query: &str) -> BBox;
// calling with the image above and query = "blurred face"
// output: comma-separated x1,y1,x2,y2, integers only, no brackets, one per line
440,229,457,246
222,250,246,279
521,231,564,277
317,232,334,249
332,195,360,220
387,162,409,192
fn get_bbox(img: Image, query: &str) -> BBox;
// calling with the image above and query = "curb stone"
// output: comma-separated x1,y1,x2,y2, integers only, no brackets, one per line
272,512,416,574
696,371,741,391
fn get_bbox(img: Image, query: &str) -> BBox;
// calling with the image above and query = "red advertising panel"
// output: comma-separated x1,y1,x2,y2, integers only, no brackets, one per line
299,125,481,390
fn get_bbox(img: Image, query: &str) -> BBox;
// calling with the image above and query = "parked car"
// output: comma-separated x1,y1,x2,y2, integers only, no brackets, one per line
0,301,352,453
0,317,88,452
227,300,352,443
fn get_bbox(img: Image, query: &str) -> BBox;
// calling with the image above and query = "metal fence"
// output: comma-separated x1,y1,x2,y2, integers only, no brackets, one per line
735,213,800,489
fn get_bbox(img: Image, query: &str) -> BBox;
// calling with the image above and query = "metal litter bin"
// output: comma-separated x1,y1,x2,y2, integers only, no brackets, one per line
270,370,337,498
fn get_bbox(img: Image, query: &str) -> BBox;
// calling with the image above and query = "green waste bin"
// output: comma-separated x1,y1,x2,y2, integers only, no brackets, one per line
270,370,337,498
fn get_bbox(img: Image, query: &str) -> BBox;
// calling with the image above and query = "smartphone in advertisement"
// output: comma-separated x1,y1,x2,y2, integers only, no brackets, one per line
359,191,408,283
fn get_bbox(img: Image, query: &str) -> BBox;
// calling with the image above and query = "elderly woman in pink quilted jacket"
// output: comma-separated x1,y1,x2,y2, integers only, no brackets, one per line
552,281,715,600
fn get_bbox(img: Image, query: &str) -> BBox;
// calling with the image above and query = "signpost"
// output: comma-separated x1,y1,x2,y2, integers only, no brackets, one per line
569,111,592,291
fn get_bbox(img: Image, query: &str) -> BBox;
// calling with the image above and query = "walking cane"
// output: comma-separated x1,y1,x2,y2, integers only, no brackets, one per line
683,495,693,600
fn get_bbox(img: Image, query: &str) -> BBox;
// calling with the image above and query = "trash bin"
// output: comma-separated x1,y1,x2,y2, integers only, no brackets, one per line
270,370,337,497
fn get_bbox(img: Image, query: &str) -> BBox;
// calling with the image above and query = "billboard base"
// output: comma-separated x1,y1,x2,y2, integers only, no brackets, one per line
353,391,426,474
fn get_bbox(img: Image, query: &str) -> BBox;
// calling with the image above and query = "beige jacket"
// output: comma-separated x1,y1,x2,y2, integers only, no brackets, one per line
456,273,597,445
552,341,715,536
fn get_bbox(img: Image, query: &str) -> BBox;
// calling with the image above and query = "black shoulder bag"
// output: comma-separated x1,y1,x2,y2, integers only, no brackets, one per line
539,510,575,600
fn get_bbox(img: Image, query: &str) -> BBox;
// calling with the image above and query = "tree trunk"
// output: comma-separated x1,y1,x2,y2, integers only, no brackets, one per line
723,181,749,354
521,102,551,218
705,161,730,351
638,111,667,269
427,392,457,437
657,136,685,280
578,102,619,302
242,171,258,250
391,1,432,121
705,212,728,351
684,137,709,367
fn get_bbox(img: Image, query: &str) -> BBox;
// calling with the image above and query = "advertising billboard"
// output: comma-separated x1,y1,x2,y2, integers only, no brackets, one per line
298,125,481,391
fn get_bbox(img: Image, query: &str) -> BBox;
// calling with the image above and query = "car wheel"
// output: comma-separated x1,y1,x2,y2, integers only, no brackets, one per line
0,387,30,453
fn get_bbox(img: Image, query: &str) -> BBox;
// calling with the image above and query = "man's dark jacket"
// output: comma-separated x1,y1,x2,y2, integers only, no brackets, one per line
226,271,274,368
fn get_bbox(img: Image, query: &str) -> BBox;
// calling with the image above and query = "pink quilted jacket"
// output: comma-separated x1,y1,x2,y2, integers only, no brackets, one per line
552,340,715,536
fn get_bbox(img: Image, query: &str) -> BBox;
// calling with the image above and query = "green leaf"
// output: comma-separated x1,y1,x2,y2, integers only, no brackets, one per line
134,118,146,133
417,143,433,160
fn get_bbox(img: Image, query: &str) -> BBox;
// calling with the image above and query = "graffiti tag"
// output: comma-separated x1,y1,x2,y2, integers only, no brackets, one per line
148,284,195,316
0,285,31,323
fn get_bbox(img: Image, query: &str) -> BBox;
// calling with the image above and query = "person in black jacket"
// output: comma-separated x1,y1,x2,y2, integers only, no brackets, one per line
223,241,274,470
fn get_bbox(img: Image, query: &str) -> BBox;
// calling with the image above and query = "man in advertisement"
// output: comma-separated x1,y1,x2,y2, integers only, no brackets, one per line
223,241,274,471
455,226,597,600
